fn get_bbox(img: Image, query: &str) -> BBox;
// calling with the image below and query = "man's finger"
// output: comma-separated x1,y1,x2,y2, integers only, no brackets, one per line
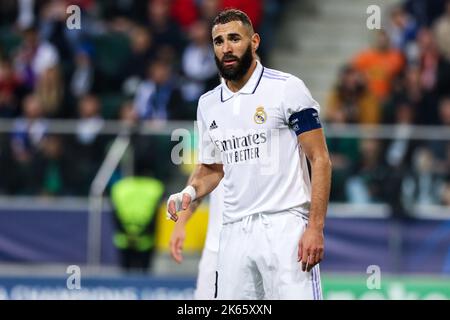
172,238,183,263
311,250,320,265
181,193,191,210
306,254,316,272
301,249,309,271
168,199,176,216
175,238,184,263
298,241,303,262
169,238,178,262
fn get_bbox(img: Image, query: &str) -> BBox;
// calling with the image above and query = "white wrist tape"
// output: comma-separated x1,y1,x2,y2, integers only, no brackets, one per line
166,185,197,219
181,185,197,202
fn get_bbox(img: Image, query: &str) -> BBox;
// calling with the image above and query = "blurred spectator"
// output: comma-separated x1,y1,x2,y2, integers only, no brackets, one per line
388,5,418,55
10,93,47,161
326,136,359,202
437,95,450,127
383,102,417,215
40,0,105,58
0,58,20,118
134,59,187,121
66,95,105,195
383,65,439,125
384,102,416,166
352,30,404,103
16,0,60,31
39,0,79,62
405,0,447,27
111,175,164,273
119,100,139,127
171,0,265,30
13,25,60,91
0,0,20,28
429,97,450,173
0,0,290,199
428,96,450,176
416,28,439,92
0,134,9,193
9,94,48,194
99,0,146,23
326,65,380,124
146,0,186,56
117,100,176,183
402,147,442,205
433,0,450,97
432,138,450,177
440,177,450,206
35,65,64,117
346,139,387,203
72,95,104,150
171,0,199,30
16,0,36,30
433,0,450,60
395,66,423,121
200,0,221,23
69,43,105,101
181,20,219,104
258,0,286,62
34,134,69,196
75,94,104,146
121,26,155,96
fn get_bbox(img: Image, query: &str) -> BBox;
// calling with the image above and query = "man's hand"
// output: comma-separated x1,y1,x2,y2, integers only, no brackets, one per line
298,226,324,272
167,186,196,222
169,221,187,263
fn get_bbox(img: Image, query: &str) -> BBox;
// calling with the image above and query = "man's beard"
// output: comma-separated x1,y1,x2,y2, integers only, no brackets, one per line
215,45,253,82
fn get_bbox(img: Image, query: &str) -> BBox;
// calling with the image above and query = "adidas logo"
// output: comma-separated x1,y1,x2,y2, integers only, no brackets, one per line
209,120,218,130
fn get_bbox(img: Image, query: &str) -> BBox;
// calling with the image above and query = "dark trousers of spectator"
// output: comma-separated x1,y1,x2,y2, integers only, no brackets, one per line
119,248,154,273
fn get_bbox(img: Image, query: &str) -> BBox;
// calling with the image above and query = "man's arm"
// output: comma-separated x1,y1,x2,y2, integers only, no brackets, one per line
297,128,332,272
167,163,223,221
169,198,203,263
169,164,208,262
190,163,224,199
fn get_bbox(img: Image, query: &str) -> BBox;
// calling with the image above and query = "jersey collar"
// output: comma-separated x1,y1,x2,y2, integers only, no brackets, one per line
220,60,264,102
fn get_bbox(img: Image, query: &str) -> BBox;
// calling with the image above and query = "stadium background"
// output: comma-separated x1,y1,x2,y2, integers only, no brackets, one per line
0,0,449,300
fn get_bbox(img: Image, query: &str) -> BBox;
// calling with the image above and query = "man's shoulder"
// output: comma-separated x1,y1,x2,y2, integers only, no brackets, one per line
262,67,304,87
199,84,222,105
263,66,293,79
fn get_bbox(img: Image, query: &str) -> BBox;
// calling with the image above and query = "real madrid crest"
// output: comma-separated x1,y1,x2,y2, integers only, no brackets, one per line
254,106,267,124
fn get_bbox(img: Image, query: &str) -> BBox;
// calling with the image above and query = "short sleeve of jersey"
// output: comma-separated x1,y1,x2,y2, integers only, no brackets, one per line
281,76,321,124
197,105,222,164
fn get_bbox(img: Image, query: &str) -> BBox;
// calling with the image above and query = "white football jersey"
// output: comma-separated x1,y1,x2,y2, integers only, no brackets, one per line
197,61,320,223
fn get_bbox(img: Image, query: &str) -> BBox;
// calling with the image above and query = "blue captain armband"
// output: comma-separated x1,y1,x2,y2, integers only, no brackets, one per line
288,108,322,136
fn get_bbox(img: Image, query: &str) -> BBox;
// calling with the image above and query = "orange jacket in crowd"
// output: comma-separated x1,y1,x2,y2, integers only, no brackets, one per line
352,49,404,102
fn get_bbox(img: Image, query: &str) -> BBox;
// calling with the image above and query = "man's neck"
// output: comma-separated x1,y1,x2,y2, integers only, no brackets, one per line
226,60,257,93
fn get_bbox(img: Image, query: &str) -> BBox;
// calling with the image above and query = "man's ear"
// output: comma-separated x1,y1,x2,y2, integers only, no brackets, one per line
252,33,261,52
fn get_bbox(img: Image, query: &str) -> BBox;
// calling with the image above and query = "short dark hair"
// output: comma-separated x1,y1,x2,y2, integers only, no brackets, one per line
212,8,254,33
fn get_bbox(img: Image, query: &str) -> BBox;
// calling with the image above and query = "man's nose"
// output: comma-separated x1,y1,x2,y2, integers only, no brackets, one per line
222,40,232,54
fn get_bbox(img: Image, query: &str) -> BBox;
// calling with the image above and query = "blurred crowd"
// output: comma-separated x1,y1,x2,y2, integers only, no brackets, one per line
0,0,287,196
325,0,450,209
0,0,449,212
